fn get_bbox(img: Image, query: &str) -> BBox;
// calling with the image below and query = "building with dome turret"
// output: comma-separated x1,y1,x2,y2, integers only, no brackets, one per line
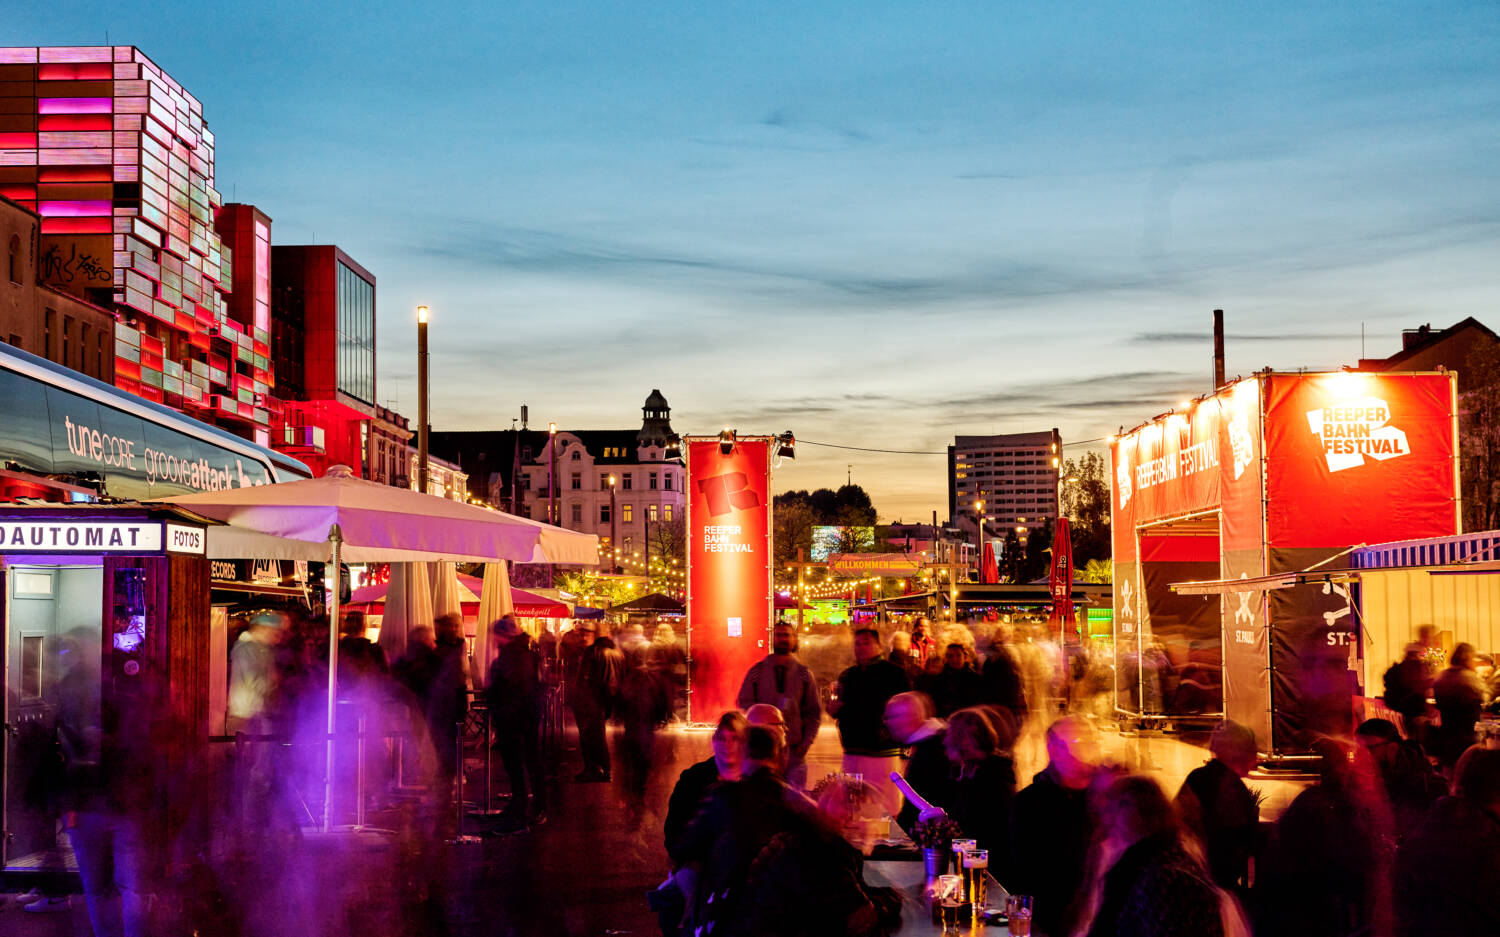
429,390,684,569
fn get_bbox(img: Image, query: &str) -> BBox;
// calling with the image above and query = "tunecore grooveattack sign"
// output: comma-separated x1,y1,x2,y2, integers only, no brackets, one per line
1305,396,1411,473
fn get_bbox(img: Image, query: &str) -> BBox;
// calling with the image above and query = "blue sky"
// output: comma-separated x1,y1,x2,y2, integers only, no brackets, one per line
15,2,1500,520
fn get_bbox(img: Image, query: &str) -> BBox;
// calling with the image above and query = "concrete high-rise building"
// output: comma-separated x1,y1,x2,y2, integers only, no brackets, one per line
948,429,1062,542
0,46,276,444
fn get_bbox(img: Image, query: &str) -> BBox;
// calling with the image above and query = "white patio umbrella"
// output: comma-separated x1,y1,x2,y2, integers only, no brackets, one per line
472,562,514,688
377,562,434,664
155,465,597,830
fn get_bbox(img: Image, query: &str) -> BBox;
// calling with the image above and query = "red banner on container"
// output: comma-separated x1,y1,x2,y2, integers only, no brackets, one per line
1264,372,1458,547
686,437,772,722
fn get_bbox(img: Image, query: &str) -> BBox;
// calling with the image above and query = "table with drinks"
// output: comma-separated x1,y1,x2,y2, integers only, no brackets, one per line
864,837,1032,935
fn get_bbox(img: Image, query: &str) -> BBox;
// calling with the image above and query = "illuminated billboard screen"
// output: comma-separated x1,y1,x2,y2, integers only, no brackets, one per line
810,525,874,561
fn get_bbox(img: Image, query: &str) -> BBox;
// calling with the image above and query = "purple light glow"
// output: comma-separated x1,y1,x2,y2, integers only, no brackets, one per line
38,98,113,115
38,200,113,217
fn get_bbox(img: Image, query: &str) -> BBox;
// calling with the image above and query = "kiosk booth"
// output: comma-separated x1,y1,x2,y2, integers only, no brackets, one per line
1,506,210,877
1110,370,1459,754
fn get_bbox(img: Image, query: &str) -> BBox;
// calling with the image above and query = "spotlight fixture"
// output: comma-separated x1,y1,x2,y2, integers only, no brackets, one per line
663,434,682,460
718,427,737,455
775,430,796,460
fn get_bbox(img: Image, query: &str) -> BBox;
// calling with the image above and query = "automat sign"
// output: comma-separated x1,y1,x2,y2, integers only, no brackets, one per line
0,519,163,553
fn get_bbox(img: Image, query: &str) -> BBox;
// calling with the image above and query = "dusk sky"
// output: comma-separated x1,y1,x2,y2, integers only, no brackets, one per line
17,3,1500,521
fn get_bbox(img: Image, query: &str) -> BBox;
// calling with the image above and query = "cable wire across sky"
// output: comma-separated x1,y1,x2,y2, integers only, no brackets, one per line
797,435,1112,456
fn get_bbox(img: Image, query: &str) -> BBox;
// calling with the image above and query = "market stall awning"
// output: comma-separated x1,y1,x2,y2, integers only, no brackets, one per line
610,592,685,615
1170,570,1358,595
351,572,571,618
157,466,598,564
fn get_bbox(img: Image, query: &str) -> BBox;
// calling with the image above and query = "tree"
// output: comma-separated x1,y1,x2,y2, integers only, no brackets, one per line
647,514,686,572
1021,518,1054,583
1079,558,1113,584
773,493,816,584
1463,341,1500,532
1061,451,1112,566
554,569,638,607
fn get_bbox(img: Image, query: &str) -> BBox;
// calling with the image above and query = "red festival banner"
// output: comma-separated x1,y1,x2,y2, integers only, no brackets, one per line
686,437,773,722
1048,516,1074,631
1263,372,1458,547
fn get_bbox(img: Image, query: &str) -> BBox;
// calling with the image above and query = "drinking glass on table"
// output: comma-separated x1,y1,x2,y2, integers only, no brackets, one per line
935,874,964,936
962,848,989,913
1007,894,1034,936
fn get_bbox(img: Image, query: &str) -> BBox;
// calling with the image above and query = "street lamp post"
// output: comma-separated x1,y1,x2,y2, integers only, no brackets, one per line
608,474,618,574
548,422,558,525
416,305,430,494
975,498,985,582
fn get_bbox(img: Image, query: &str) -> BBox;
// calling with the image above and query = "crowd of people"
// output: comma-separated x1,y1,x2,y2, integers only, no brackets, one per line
657,621,1500,937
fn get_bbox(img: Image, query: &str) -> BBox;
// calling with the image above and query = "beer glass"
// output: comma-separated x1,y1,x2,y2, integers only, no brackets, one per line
962,848,988,913
1007,894,1034,936
949,839,976,901
935,874,964,936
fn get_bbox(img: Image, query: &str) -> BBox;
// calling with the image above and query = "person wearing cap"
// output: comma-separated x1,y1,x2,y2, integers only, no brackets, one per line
487,615,547,824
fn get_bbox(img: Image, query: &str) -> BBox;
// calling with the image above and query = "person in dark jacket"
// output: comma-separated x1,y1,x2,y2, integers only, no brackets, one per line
1430,643,1488,771
982,626,1028,720
1082,774,1225,937
736,622,823,788
426,613,471,790
1258,738,1395,937
657,711,748,937
1356,717,1445,843
1394,747,1500,937
1009,715,1102,937
486,615,546,823
1382,644,1432,731
570,625,623,782
670,725,817,936
917,706,1016,859
882,690,951,832
919,643,986,718
828,628,911,816
1174,720,1259,895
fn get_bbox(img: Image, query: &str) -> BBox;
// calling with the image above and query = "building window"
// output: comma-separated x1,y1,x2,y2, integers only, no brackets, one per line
600,503,612,524
570,473,581,490
63,315,73,368
8,234,20,284
335,261,375,404
600,473,610,490
649,472,658,490
521,446,532,461
44,308,54,359
647,504,659,523
664,504,673,522
622,504,633,524
571,502,582,523
664,472,673,491
570,450,581,461
622,473,633,490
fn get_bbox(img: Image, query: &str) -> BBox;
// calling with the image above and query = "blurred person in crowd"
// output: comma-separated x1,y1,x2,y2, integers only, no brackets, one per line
572,624,624,782
737,621,823,787
920,642,985,718
1431,643,1489,771
227,609,288,736
982,624,1028,721
1394,747,1500,937
744,702,787,738
1355,717,1445,845
910,617,935,663
1174,720,1260,896
619,628,671,827
652,623,689,719
1382,643,1433,732
828,627,911,816
670,724,817,936
1009,714,1101,937
657,711,748,937
391,624,440,784
337,609,387,692
1078,774,1225,937
883,690,950,832
1258,738,1395,937
918,706,1017,857
888,629,915,672
487,615,547,825
427,613,470,792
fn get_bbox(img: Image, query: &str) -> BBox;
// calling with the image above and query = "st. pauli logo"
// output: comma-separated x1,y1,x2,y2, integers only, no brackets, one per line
1305,395,1411,473
1115,456,1132,509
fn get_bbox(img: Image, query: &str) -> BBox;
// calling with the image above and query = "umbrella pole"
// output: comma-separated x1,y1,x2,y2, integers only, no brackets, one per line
323,523,344,834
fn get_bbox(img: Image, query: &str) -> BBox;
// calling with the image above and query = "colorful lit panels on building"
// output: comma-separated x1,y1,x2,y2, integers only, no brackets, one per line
0,46,275,441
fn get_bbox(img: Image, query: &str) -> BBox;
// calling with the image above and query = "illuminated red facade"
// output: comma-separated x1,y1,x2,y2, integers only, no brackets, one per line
0,46,276,445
